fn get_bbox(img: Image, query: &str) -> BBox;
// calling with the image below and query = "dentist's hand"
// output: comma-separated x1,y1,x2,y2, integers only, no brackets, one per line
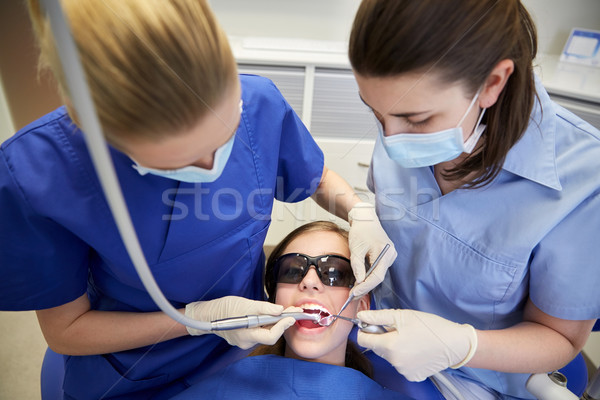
348,202,397,297
357,309,478,382
185,296,297,349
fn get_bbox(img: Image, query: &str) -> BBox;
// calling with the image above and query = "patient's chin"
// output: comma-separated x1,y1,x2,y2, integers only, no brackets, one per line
284,340,336,362
283,325,351,365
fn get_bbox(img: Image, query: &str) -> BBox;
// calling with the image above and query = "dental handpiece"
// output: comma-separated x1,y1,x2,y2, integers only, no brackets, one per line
210,312,319,331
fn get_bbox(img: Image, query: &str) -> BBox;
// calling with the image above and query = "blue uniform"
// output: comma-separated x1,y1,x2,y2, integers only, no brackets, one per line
0,75,324,399
368,79,600,399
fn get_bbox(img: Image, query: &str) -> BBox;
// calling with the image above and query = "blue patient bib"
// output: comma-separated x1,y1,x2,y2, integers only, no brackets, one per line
172,355,414,400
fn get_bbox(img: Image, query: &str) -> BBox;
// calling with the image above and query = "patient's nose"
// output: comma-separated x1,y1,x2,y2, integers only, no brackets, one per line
300,266,323,291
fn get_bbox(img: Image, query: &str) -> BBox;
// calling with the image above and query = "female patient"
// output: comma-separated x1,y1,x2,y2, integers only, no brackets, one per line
253,220,372,374
172,222,410,399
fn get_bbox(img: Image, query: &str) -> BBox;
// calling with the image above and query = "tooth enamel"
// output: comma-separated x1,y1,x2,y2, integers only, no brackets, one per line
299,303,330,314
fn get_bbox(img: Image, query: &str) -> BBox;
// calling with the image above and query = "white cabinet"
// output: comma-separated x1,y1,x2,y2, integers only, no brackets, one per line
264,138,374,247
316,138,374,198
311,69,376,139
237,64,306,119
536,54,600,129
236,55,380,246
551,95,600,129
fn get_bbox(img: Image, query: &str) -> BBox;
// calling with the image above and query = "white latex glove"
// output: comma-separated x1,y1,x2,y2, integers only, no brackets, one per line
185,296,298,349
348,202,397,297
357,309,478,382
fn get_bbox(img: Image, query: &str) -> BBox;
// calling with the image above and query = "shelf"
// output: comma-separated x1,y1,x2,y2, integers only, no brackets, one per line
536,54,600,104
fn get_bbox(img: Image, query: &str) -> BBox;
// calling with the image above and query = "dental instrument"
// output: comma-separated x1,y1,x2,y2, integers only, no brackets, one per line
320,244,390,328
210,312,319,331
321,314,391,334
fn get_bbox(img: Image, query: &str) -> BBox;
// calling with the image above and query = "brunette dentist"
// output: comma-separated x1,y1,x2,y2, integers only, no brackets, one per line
348,1,600,399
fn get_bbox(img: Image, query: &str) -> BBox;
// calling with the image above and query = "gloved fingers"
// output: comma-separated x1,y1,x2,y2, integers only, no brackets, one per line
244,316,296,348
283,306,303,314
356,329,396,352
271,315,297,334
357,331,431,383
350,279,375,299
378,242,397,268
187,297,284,321
348,231,369,281
357,309,399,327
350,238,397,296
184,302,209,336
351,245,396,297
186,326,205,336
351,260,387,297
247,300,285,316
350,252,367,283
364,241,396,275
403,370,430,382
185,297,286,337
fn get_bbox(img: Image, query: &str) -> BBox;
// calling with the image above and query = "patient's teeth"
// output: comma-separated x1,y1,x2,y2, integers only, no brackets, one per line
299,303,331,315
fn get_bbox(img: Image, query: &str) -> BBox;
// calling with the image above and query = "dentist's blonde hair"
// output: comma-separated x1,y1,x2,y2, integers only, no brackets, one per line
27,0,237,142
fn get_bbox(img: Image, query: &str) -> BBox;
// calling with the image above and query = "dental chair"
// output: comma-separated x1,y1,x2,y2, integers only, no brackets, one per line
367,351,591,399
40,348,64,400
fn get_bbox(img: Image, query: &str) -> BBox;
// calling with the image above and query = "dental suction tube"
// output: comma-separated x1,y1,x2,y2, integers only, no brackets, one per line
40,0,212,332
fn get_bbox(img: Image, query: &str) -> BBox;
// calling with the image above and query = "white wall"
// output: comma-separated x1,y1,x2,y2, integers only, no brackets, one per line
0,77,15,143
211,0,600,56
523,0,600,55
586,332,600,370
210,0,361,42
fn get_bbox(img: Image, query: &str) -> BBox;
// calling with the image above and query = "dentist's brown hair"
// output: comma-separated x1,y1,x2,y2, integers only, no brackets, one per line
349,0,538,188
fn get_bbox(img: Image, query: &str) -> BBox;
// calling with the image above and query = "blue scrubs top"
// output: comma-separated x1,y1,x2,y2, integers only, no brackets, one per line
368,78,600,399
0,75,324,399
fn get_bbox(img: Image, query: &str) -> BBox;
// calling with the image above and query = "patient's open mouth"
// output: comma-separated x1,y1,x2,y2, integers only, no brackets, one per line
300,304,331,328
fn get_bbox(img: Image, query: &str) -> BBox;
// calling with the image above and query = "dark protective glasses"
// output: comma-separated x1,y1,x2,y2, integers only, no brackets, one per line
272,253,355,288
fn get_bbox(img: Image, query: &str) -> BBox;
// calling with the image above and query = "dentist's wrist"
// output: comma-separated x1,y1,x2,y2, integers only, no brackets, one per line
450,324,478,369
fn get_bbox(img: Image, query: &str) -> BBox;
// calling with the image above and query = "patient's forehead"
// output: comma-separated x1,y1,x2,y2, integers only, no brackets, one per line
283,230,350,259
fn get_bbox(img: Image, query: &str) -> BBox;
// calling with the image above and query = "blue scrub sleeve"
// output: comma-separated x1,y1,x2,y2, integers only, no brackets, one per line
530,190,600,320
0,150,89,310
272,88,324,203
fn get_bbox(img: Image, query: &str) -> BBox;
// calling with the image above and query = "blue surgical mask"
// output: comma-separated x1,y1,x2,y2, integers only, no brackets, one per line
132,133,235,183
379,90,486,168
132,101,242,183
